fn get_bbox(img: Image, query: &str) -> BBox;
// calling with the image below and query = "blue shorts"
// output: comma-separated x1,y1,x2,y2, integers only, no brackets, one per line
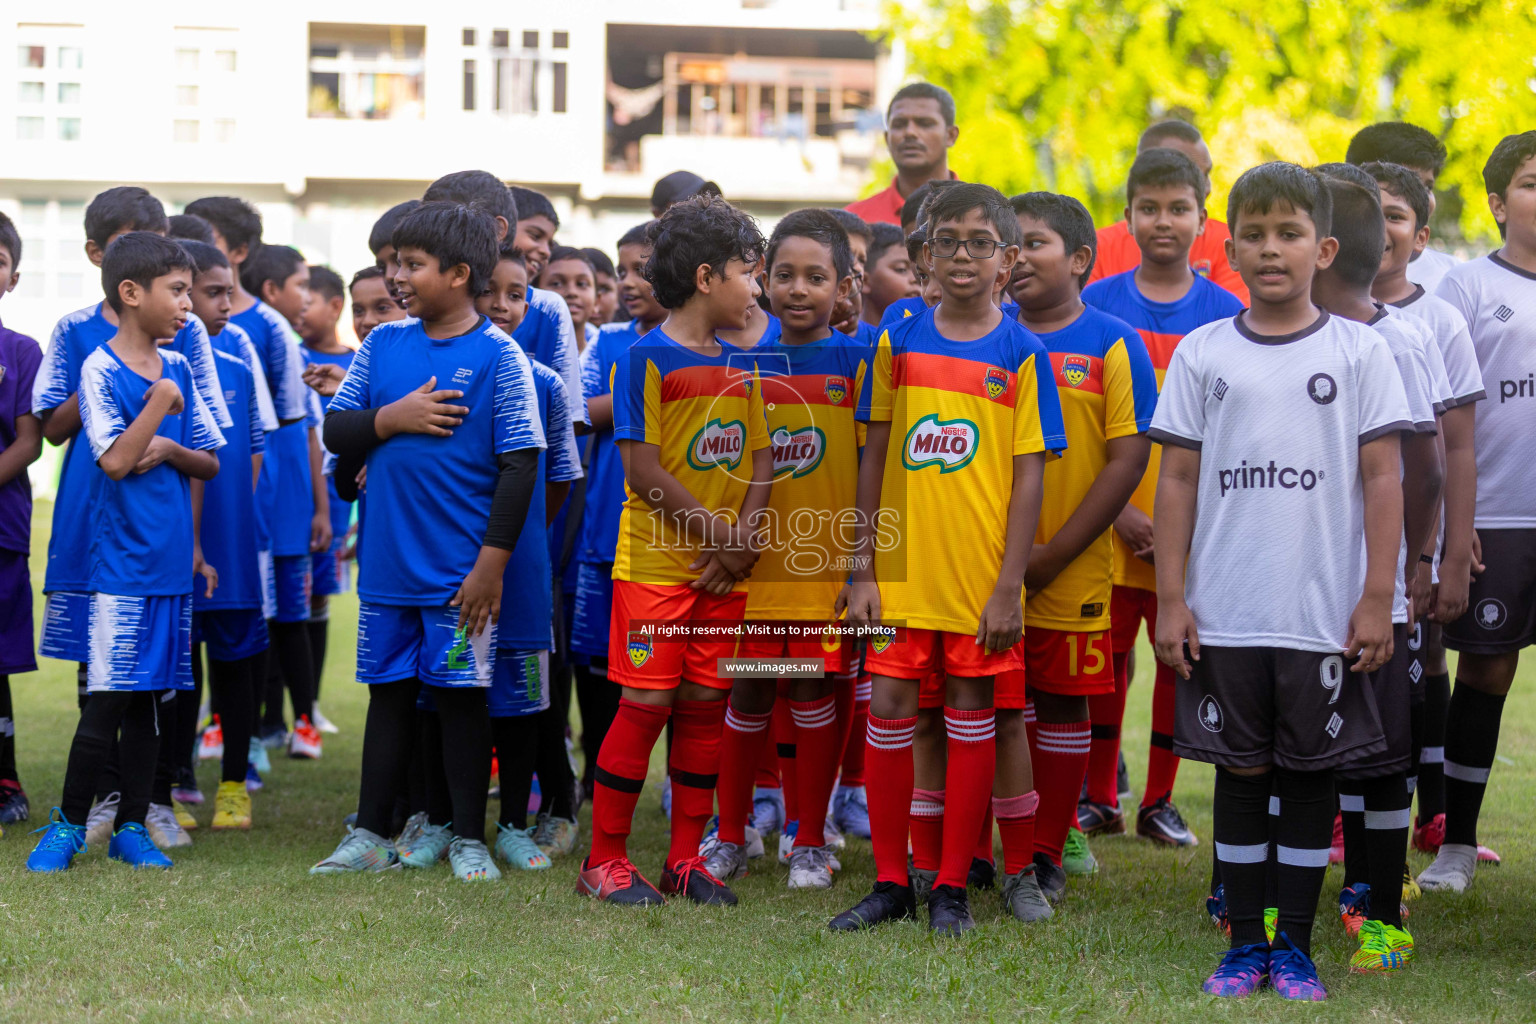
87,593,194,693
569,560,613,662
0,550,36,674
312,542,350,598
356,603,498,688
194,608,269,662
262,553,312,623
489,649,551,718
39,590,91,664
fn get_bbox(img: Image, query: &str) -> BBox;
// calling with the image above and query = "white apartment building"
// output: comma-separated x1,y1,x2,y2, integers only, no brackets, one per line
0,0,900,341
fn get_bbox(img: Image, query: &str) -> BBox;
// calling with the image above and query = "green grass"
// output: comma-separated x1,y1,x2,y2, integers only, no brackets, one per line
2,501,1534,1023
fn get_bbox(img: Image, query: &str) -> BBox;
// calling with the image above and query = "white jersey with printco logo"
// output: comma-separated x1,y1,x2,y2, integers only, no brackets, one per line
1406,246,1459,293
1148,311,1412,652
1390,285,1486,408
1436,253,1536,528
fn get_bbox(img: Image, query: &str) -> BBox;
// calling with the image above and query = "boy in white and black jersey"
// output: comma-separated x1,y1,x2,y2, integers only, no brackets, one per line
1421,131,1536,894
1345,123,1459,291
1310,169,1443,973
1151,163,1410,1001
1361,161,1487,853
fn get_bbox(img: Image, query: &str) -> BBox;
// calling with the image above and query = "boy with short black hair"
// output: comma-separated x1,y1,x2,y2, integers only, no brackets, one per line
315,200,545,881
1346,122,1456,290
579,196,772,908
582,247,620,325
349,266,405,341
1419,131,1536,894
368,199,422,295
993,191,1157,911
1152,162,1409,1000
862,222,918,326
0,212,42,828
1080,147,1245,848
833,183,1066,936
480,243,530,337
509,186,560,278
168,213,215,245
27,232,224,872
541,245,598,347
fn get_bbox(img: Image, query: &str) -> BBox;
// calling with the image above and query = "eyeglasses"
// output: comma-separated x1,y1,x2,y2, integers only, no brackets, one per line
928,236,1007,259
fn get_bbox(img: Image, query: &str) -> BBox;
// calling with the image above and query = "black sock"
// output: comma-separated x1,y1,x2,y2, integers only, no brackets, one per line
433,686,492,843
1443,683,1506,848
491,715,539,829
117,692,164,827
1338,781,1366,888
574,663,618,787
152,690,178,805
211,655,257,784
419,710,451,826
269,620,315,724
1264,780,1281,909
260,638,287,732
1363,772,1409,927
1416,670,1450,821
62,693,131,825
1272,768,1334,957
535,704,577,820
0,674,16,783
307,615,328,702
1213,767,1272,948
173,685,201,781
356,678,421,836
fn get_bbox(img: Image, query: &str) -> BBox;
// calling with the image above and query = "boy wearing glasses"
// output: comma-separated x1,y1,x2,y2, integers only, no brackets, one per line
833,183,1067,936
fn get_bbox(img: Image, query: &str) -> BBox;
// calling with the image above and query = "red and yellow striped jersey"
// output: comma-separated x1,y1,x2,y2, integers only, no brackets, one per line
858,307,1067,634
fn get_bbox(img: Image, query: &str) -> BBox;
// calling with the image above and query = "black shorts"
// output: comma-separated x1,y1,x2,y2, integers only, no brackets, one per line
1174,645,1387,772
1407,621,1428,706
1443,528,1536,655
1339,623,1414,779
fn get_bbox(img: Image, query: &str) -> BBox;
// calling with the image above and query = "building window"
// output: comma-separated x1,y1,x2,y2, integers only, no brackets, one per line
57,81,80,103
553,31,568,49
463,59,476,110
553,62,567,113
462,28,476,46
18,81,43,102
176,84,199,106
16,117,43,140
495,56,536,114
307,23,425,119
492,29,509,49
215,49,236,71
213,118,236,142
176,47,199,72
522,30,538,49
57,117,80,141
174,119,199,142
18,45,44,68
57,46,82,69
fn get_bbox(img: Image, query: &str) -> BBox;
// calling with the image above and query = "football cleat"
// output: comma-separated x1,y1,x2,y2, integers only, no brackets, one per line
109,821,174,869
1418,843,1477,892
288,715,323,759
1411,812,1444,853
1350,919,1415,973
197,718,224,761
926,883,975,937
1000,864,1054,923
1137,797,1198,846
1268,933,1328,1001
1062,827,1098,875
828,880,916,932
1202,942,1269,998
211,780,252,830
310,827,400,874
660,856,737,906
575,856,664,906
1076,800,1125,836
26,809,86,872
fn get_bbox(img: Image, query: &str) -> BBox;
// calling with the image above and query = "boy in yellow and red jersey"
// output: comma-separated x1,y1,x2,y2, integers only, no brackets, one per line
996,193,1157,911
832,183,1067,937
1081,150,1244,848
577,195,773,908
703,210,870,892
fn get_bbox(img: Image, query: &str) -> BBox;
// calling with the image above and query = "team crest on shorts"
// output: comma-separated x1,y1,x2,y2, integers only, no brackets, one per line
871,633,892,654
1197,695,1223,733
627,631,653,668
824,376,848,406
1061,355,1090,388
1476,598,1507,630
983,366,1009,400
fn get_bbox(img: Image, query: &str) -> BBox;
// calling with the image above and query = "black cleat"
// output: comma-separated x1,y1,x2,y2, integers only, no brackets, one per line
1117,750,1133,803
659,856,738,905
927,883,975,937
967,856,996,889
829,880,916,932
1137,797,1198,847
1033,852,1067,905
1076,799,1125,836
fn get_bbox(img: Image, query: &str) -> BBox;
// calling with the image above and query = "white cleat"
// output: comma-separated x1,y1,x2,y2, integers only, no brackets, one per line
1418,842,1477,893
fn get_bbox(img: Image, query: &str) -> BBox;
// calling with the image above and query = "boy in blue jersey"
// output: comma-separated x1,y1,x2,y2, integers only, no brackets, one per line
0,213,43,831
298,264,353,734
1080,148,1245,849
368,199,421,301
569,222,665,796
182,240,268,828
314,201,545,882
509,186,559,279
27,234,224,873
241,244,331,760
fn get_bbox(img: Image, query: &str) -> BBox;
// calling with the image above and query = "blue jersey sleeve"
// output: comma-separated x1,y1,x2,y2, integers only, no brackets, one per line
328,333,373,413
579,337,607,400
246,364,267,455
177,356,226,453
542,372,585,484
493,337,547,454
611,347,655,444
32,305,97,414
78,351,125,462
175,315,234,430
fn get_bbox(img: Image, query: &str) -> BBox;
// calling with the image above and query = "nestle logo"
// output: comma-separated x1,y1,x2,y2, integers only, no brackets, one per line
1495,305,1514,323
1213,378,1229,401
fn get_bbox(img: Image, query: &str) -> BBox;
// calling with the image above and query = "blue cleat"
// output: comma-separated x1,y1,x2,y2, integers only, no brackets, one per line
832,785,871,839
1202,942,1269,998
1269,933,1328,1001
0,782,31,824
1206,883,1229,934
245,762,264,793
26,809,87,872
108,821,173,869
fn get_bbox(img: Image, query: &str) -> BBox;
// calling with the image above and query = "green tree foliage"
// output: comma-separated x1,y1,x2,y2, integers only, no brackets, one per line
885,0,1536,244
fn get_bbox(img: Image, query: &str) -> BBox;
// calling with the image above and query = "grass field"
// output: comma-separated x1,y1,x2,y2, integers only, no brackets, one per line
1,502,1533,1023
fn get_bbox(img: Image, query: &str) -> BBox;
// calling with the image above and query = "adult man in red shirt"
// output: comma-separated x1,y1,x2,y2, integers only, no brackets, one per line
1088,121,1249,304
846,83,959,226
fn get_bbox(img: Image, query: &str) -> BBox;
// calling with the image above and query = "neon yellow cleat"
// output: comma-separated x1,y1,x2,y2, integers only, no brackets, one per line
1350,919,1414,972
211,780,252,830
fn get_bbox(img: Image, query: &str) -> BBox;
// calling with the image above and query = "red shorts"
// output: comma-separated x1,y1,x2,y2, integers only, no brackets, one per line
607,581,745,691
996,628,1114,704
865,627,1023,684
738,621,853,674
1110,585,1157,654
919,670,945,709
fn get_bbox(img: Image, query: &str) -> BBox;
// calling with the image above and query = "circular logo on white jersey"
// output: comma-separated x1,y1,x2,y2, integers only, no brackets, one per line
1307,373,1337,405
1476,598,1507,630
1197,696,1224,733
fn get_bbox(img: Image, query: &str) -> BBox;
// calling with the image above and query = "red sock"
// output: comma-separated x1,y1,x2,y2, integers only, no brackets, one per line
910,788,944,871
589,698,670,867
666,699,725,869
716,701,772,845
775,691,799,825
1142,662,1181,808
1030,719,1091,864
792,695,839,847
1086,652,1130,806
830,680,855,779
754,698,781,791
937,706,996,888
1024,699,1038,748
866,712,916,884
994,790,1039,874
974,806,995,865
839,675,871,786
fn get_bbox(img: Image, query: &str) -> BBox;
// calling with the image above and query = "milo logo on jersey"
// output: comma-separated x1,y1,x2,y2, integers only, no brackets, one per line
983,366,1010,400
687,418,746,471
627,631,653,668
770,425,825,479
824,376,848,406
903,413,979,473
1061,355,1091,388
